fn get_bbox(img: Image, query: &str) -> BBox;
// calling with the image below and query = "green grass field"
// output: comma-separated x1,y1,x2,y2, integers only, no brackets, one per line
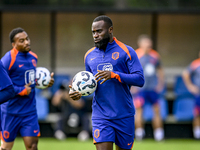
12,138,200,150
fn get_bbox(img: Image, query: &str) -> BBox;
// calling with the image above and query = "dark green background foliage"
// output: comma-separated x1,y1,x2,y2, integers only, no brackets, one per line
1,0,200,9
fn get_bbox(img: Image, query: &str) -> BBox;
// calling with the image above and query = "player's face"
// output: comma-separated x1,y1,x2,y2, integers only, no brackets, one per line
12,31,31,53
92,20,112,49
139,38,152,53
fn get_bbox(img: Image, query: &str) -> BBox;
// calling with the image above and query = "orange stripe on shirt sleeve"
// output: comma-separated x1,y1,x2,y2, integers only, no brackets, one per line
114,37,131,60
135,48,145,59
9,48,18,70
29,51,38,59
111,72,122,83
149,49,160,59
18,88,27,96
84,47,96,63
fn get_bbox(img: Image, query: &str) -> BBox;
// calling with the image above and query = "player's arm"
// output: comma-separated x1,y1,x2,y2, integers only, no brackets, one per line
116,49,144,87
10,82,31,96
0,62,15,103
0,60,15,103
182,69,199,95
0,85,15,104
69,58,92,101
111,70,144,87
95,70,144,86
155,65,165,93
1,54,31,96
95,49,144,87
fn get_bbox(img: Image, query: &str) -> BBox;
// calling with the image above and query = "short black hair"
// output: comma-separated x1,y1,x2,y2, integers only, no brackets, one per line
9,27,25,43
93,15,113,28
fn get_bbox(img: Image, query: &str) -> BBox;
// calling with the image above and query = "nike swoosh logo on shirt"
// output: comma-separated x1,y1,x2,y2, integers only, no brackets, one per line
19,64,24,68
90,57,97,61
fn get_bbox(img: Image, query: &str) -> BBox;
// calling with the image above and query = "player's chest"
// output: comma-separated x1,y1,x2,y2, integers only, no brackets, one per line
88,51,124,71
12,56,36,74
140,56,157,67
194,66,200,75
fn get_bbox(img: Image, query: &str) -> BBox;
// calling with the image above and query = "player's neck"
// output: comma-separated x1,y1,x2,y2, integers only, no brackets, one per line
109,36,114,43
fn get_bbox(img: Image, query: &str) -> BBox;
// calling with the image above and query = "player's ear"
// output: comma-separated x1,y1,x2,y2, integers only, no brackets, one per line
11,42,15,48
109,26,113,34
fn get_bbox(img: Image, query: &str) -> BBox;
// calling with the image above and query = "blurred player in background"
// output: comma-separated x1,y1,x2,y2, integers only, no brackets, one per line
132,35,165,141
52,80,91,141
1,27,54,150
182,50,200,139
69,15,144,150
0,60,15,149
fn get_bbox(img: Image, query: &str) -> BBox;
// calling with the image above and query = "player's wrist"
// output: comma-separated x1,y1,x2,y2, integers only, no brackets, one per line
18,88,28,96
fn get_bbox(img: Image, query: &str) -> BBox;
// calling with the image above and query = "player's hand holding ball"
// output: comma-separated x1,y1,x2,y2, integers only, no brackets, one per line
69,85,82,101
69,71,97,101
48,72,54,87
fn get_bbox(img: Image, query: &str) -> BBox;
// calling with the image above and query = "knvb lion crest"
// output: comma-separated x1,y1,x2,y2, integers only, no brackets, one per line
112,52,119,60
32,59,37,67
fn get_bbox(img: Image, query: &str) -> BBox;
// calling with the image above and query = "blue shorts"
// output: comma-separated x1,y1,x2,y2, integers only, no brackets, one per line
134,90,159,108
1,112,40,142
195,95,200,106
92,116,135,149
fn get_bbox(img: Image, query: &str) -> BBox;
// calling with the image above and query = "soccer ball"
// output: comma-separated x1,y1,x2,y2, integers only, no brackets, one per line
72,71,97,96
35,67,51,89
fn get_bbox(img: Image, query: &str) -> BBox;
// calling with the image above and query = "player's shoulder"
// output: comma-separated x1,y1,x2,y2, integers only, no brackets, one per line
0,59,3,66
135,48,145,59
28,51,38,59
149,49,160,59
84,47,96,59
1,49,13,62
125,44,134,51
1,49,19,70
114,37,132,49
114,37,135,60
190,58,200,70
125,44,137,57
191,58,200,65
3,50,12,58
